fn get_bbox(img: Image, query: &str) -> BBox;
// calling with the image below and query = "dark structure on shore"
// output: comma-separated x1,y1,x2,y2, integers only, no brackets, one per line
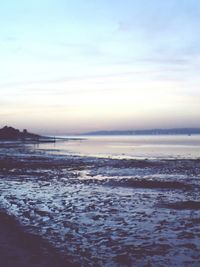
0,126,48,142
0,126,57,142
0,126,40,141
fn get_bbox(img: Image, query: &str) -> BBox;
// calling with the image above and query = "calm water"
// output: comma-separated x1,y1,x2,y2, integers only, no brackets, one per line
35,135,200,159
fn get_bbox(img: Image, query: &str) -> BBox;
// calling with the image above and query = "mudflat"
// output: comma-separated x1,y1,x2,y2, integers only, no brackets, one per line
0,211,72,267
0,141,200,266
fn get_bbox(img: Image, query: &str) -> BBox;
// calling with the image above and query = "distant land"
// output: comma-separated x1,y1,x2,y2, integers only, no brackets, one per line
0,126,54,142
83,128,200,136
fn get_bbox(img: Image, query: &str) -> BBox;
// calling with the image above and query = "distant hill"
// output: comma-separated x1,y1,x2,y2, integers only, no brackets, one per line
83,128,200,136
0,126,53,141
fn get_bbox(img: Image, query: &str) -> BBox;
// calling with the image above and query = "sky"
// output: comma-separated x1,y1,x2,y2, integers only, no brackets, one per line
1,0,200,134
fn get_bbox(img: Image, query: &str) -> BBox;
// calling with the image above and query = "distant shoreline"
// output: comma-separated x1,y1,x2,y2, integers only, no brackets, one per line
82,128,200,136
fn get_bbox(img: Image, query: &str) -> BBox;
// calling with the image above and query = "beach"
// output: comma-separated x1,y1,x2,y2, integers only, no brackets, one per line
0,140,200,266
0,211,74,267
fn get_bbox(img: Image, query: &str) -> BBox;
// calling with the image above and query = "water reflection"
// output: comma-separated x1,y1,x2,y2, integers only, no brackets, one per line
35,135,200,159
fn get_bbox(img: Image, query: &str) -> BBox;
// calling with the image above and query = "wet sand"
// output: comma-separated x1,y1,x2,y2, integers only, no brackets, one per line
0,143,76,267
0,141,200,266
0,211,74,267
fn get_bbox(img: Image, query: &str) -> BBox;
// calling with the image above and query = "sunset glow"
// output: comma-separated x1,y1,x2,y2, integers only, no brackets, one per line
1,0,200,134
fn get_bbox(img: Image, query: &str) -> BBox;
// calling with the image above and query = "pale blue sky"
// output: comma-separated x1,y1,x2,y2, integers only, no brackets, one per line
1,0,200,134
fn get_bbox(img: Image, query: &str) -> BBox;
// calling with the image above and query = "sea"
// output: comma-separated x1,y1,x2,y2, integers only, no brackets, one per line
35,134,200,159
